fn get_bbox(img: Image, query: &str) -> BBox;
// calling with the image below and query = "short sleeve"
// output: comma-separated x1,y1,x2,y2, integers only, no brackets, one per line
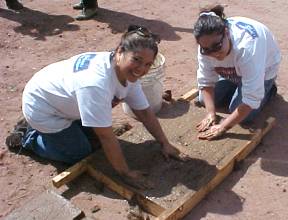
197,49,219,88
236,38,266,109
124,82,149,110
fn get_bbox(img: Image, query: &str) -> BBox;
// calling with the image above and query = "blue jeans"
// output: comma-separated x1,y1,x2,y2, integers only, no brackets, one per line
199,78,276,123
22,120,97,164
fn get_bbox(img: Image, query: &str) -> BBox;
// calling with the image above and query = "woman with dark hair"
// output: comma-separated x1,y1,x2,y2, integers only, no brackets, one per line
193,5,281,140
7,25,185,188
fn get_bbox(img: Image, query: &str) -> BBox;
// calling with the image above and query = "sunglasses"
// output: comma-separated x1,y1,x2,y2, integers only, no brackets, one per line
127,25,160,43
200,32,225,55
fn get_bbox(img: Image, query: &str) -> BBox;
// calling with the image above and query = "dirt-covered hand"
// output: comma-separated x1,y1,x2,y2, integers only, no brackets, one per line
161,142,190,162
198,124,226,140
196,113,218,132
121,170,154,190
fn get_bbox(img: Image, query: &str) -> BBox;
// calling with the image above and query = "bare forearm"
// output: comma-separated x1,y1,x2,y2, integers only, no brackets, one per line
201,87,216,115
93,128,129,175
133,108,168,145
221,103,252,130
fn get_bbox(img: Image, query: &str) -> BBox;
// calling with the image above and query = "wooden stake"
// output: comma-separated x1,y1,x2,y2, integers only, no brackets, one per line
178,89,198,101
52,154,95,188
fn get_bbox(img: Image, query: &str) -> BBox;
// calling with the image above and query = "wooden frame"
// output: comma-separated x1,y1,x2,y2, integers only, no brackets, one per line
52,88,275,219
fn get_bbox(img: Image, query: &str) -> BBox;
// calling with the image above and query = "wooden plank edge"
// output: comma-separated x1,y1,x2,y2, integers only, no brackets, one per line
155,117,275,220
236,117,276,162
52,153,96,188
154,158,234,220
135,194,166,217
86,164,135,200
178,89,198,101
218,117,276,170
86,165,166,216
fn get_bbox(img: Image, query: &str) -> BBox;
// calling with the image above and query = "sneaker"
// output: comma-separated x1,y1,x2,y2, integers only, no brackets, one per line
14,117,28,134
6,0,23,10
72,2,83,10
75,8,97,20
5,131,24,149
5,117,28,150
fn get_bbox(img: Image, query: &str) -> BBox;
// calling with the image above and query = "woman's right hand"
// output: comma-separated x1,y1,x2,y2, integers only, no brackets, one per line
121,170,154,190
196,113,217,132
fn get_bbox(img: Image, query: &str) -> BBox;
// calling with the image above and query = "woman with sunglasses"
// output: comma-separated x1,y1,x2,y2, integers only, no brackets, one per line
9,25,185,189
193,5,281,140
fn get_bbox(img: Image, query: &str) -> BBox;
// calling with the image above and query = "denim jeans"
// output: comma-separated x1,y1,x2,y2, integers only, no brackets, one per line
198,78,276,123
22,120,96,164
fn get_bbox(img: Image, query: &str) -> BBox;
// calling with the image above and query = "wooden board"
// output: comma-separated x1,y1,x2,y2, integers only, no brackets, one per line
52,88,275,219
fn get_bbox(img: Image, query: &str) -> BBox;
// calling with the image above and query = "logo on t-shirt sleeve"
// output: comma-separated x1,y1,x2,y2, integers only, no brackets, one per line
73,54,96,72
235,22,258,39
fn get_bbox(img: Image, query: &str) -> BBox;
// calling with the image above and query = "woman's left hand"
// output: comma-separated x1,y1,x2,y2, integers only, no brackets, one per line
161,142,190,162
198,124,227,140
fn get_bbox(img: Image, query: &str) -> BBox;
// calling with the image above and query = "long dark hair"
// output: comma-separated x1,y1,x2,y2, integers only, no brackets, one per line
193,5,228,40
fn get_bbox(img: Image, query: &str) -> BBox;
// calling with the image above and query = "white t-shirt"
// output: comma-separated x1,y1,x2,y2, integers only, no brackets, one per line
197,17,281,109
22,52,149,133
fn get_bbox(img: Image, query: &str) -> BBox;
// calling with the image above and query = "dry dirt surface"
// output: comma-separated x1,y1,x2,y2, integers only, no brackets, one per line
0,0,288,219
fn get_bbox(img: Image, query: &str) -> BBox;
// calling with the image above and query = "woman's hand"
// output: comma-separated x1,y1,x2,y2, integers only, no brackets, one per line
196,113,218,132
121,170,154,190
161,142,190,162
198,124,227,140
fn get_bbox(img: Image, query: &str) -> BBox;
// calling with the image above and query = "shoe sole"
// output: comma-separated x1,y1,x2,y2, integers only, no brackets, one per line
75,12,97,20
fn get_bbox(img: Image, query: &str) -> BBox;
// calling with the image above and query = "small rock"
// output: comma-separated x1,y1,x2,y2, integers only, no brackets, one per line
91,205,101,213
0,150,7,159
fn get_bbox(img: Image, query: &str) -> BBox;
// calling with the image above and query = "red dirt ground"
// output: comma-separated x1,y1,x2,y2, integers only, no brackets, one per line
0,0,288,219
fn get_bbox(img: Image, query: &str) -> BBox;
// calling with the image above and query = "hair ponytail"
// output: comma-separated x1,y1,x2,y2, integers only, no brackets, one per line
115,25,160,58
193,4,227,40
200,4,225,19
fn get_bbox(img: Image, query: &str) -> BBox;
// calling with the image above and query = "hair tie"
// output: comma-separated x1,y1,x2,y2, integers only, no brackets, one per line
199,11,218,17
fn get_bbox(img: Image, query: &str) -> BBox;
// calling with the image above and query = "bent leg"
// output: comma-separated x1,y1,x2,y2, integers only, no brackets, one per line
198,78,237,108
229,78,276,123
22,121,93,164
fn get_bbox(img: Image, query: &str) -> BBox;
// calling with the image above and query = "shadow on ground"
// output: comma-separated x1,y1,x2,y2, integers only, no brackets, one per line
183,94,288,219
93,7,193,41
0,7,79,40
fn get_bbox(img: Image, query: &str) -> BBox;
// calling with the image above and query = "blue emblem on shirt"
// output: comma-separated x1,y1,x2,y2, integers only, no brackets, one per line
73,54,96,72
235,22,258,39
